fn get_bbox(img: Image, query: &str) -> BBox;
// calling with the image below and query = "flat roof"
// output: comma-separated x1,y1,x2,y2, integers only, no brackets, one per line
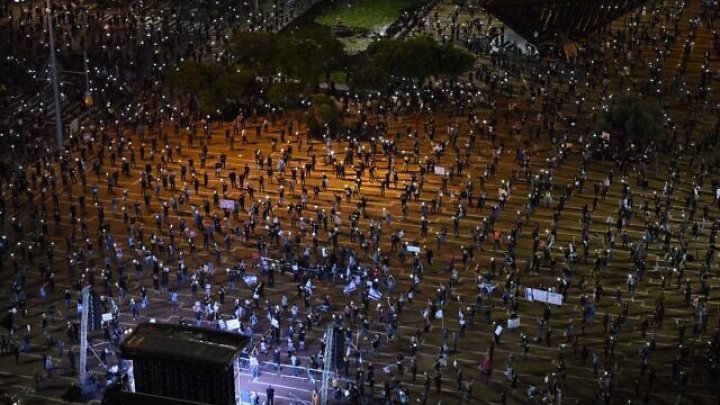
119,391,209,405
120,323,249,367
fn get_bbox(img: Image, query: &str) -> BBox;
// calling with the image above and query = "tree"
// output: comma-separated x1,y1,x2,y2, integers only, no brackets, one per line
167,61,257,116
230,31,281,75
369,36,438,80
166,61,215,95
213,69,258,106
285,28,345,86
597,95,663,148
352,63,392,90
304,94,341,136
364,36,475,86
229,28,345,90
438,44,475,77
267,81,304,109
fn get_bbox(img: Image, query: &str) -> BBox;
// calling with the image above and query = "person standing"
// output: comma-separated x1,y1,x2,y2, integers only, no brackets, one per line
68,349,76,371
592,351,599,377
411,358,418,384
545,326,552,347
266,385,275,405
249,391,259,405
44,354,53,377
12,342,20,365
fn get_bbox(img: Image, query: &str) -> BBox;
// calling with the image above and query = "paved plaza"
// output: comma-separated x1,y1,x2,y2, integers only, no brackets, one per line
1,0,720,404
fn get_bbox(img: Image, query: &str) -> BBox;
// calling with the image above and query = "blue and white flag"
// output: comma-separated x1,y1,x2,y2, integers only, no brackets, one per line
243,275,258,286
368,288,382,301
343,280,357,294
479,282,496,294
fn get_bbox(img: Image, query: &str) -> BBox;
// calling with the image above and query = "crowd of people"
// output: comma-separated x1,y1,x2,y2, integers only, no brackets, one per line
1,0,720,404
0,0,315,164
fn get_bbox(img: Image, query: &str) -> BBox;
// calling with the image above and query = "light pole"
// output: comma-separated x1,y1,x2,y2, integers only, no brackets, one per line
46,0,64,152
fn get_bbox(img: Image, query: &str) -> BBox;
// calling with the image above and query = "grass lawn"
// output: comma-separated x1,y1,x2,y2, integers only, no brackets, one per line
314,0,424,32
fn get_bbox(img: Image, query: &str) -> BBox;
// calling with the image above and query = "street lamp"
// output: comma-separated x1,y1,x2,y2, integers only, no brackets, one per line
46,0,63,152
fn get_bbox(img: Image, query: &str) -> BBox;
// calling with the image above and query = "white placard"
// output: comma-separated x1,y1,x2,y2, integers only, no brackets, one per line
102,313,113,323
434,166,446,176
220,199,235,210
494,325,503,336
525,288,563,305
407,245,420,253
70,119,79,136
507,318,520,329
226,319,240,331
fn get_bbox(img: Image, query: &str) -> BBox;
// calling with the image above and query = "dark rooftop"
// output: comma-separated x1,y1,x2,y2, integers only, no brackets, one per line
118,391,209,405
120,323,249,367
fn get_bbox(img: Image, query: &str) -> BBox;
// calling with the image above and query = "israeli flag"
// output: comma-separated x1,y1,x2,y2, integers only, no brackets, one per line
344,280,357,294
243,275,258,286
479,282,496,294
368,288,382,301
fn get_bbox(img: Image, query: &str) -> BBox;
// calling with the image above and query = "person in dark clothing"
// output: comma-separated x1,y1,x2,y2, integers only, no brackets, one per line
12,343,20,365
68,349,76,370
648,368,656,390
266,385,275,405
411,358,418,384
